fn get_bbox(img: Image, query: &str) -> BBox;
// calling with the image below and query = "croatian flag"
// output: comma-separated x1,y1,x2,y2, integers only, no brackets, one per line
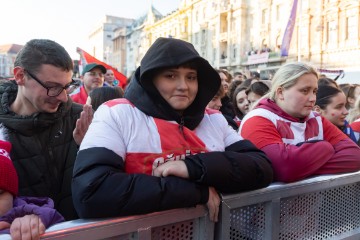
77,47,127,88
280,0,298,57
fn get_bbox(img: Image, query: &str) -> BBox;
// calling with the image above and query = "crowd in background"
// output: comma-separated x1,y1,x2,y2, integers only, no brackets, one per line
0,37,360,240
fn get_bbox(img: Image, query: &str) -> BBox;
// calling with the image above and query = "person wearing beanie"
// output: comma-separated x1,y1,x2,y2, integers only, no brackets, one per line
0,126,64,239
72,37,273,222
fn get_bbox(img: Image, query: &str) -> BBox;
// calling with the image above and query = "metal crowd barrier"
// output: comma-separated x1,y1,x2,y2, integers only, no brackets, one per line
1,172,360,240
215,171,360,240
0,205,213,240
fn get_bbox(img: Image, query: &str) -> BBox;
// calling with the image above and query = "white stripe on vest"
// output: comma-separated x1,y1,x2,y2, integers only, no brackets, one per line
240,108,324,145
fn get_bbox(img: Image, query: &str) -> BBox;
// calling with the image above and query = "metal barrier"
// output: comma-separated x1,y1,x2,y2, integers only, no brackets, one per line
215,171,360,240
2,172,360,239
0,205,213,240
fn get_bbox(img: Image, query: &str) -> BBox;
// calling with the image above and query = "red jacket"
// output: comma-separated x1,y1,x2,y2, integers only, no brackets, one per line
240,98,360,183
70,86,87,104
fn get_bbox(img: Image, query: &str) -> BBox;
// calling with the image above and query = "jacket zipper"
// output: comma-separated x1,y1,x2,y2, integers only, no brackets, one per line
179,116,186,140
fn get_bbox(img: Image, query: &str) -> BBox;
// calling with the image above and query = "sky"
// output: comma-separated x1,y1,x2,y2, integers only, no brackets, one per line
0,0,181,59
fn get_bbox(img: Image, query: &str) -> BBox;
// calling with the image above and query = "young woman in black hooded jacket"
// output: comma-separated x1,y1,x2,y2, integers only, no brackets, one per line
72,38,273,221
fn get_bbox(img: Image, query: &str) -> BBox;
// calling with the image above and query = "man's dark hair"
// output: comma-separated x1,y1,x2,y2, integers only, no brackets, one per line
14,39,73,73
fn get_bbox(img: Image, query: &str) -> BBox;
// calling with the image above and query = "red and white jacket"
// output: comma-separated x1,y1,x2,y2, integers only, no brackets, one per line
80,99,241,175
239,98,360,183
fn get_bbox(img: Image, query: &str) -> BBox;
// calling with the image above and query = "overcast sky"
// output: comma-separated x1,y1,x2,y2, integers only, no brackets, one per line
0,0,181,58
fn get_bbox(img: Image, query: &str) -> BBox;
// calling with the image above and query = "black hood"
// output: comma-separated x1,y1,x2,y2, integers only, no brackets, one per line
125,37,220,130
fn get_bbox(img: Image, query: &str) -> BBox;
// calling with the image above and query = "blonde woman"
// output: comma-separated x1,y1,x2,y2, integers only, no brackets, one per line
239,62,360,183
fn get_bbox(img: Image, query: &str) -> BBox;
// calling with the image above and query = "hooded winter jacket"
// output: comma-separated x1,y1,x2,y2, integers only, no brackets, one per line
0,80,82,220
72,38,273,218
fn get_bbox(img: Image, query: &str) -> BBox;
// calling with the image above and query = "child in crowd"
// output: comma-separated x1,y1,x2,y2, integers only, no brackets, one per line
239,62,360,183
340,84,360,109
217,69,239,129
245,81,270,110
232,85,249,126
72,37,273,222
207,85,225,111
314,85,360,145
348,96,360,124
86,86,124,111
0,126,64,239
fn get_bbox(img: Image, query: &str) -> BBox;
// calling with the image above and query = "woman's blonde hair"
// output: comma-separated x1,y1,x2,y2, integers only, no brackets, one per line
253,62,318,108
347,96,360,123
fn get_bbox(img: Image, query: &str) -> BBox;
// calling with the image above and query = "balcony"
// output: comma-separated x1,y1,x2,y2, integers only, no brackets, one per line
219,32,228,42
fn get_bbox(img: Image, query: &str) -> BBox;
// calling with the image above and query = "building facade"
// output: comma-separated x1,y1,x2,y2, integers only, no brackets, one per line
88,15,134,64
0,44,23,78
90,0,360,78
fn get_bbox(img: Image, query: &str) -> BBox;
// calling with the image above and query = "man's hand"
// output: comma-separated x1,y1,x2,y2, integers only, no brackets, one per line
207,187,221,222
153,161,189,179
73,104,93,145
9,214,45,240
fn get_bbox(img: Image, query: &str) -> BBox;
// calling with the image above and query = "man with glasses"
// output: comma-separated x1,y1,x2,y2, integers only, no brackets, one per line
0,39,90,221
71,63,106,104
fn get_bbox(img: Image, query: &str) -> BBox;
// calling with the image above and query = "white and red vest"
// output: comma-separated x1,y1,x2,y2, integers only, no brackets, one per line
80,99,241,175
240,108,324,145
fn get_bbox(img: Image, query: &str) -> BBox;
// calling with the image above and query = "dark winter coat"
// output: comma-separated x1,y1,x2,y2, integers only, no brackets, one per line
0,80,82,220
72,38,273,218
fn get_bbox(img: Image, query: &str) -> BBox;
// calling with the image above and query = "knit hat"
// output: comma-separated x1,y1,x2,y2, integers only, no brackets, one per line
0,140,18,196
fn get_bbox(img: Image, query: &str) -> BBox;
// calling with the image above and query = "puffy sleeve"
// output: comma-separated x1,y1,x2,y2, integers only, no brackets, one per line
73,104,209,218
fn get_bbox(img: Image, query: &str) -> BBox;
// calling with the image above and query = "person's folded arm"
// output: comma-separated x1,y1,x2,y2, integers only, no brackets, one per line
240,116,335,183
261,141,334,182
72,147,209,218
184,139,273,193
315,138,360,175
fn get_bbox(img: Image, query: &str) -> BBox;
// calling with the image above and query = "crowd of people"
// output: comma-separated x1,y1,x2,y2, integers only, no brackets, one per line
0,37,359,239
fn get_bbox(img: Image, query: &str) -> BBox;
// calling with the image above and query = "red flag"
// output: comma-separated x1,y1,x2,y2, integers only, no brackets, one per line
76,47,127,88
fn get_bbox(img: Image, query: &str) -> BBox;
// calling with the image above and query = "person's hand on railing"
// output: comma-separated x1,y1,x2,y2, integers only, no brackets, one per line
207,187,220,222
153,160,189,179
0,214,45,240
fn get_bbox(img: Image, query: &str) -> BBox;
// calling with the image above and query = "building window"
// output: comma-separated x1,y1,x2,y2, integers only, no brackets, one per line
346,16,357,40
301,0,309,11
195,32,199,44
327,20,337,44
262,9,267,24
276,5,280,21
201,29,206,43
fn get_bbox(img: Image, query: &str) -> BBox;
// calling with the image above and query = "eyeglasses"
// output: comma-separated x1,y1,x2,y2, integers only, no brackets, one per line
25,70,76,97
86,72,104,77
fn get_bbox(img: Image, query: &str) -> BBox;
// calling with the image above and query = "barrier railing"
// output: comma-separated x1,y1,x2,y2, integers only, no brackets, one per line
1,172,360,240
215,171,360,240
0,205,213,240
